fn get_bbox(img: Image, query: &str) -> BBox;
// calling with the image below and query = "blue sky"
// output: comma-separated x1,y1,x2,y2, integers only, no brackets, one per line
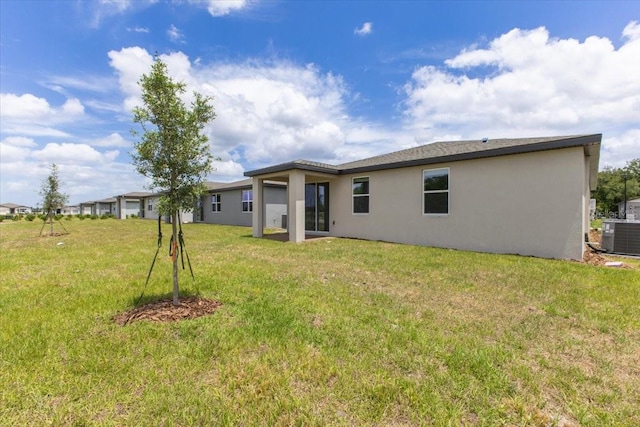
1,0,639,207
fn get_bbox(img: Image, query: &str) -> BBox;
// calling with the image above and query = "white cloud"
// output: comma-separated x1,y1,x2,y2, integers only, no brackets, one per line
622,21,640,42
354,22,373,36
0,93,85,137
167,24,185,43
88,133,131,148
128,26,150,33
108,47,361,168
188,0,249,17
88,0,157,28
600,129,640,169
31,142,119,164
403,24,640,151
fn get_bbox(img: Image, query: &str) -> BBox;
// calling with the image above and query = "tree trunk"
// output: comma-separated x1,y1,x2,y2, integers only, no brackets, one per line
171,211,180,306
49,211,54,236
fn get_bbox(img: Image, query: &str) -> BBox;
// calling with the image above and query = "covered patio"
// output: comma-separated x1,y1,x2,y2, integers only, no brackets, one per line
246,161,338,243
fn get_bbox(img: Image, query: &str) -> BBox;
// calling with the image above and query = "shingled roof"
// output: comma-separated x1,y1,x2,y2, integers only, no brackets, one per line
245,134,602,177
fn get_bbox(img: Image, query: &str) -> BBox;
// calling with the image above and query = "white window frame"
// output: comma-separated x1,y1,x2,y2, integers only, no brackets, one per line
422,167,450,216
242,190,253,213
352,176,370,215
147,203,153,212
212,193,221,213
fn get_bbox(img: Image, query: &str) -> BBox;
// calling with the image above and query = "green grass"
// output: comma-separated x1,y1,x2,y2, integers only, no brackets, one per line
1,219,639,426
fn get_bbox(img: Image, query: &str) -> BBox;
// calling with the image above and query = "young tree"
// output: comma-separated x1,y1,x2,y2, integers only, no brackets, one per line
131,56,216,305
39,163,69,236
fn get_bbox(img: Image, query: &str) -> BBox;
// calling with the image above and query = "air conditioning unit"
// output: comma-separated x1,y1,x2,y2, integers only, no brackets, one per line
601,221,640,256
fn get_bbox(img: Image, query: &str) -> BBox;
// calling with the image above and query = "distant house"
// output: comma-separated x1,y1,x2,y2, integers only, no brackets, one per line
78,198,116,216
140,194,193,223
245,134,602,260
59,205,80,215
618,198,640,220
0,203,32,215
195,179,287,228
115,192,153,219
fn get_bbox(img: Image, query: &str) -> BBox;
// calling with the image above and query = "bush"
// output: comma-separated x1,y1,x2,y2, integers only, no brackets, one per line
12,215,21,221
76,214,84,220
25,214,36,222
64,215,73,221
101,213,115,219
38,214,48,221
90,214,99,220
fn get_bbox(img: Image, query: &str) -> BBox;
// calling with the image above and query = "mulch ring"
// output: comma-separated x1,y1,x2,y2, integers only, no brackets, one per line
114,296,222,326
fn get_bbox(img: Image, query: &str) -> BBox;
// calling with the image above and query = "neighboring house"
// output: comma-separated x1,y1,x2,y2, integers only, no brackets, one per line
79,198,116,216
140,194,194,223
245,134,602,260
59,205,80,215
115,192,153,219
618,198,640,220
195,179,287,228
0,203,31,215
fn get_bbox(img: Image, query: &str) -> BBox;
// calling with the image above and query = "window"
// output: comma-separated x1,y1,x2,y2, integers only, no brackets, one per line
147,203,153,211
212,193,221,212
423,168,449,214
352,177,369,214
242,190,253,213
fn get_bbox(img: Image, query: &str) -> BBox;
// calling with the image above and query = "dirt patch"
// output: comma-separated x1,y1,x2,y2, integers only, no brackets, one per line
582,244,633,269
588,229,601,245
583,245,608,266
114,296,222,326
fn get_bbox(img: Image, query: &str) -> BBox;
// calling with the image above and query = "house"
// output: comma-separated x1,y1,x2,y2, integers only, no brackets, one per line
115,192,153,219
194,179,287,227
79,198,116,216
245,134,602,260
59,205,80,215
618,198,640,220
0,203,31,215
139,193,194,223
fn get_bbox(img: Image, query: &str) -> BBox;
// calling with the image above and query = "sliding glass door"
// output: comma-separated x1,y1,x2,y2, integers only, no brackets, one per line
305,182,329,232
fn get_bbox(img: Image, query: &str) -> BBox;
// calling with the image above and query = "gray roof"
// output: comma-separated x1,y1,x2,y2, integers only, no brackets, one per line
245,134,602,180
0,202,29,208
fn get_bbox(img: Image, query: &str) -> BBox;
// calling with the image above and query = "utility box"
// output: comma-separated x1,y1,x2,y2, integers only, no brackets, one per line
601,221,640,256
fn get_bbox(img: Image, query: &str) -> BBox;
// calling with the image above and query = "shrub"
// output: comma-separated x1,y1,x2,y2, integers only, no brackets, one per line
90,214,99,220
38,214,48,221
12,215,21,221
65,215,73,221
25,214,36,222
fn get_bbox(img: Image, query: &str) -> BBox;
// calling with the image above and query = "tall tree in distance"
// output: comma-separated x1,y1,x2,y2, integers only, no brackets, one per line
39,163,69,236
131,56,216,305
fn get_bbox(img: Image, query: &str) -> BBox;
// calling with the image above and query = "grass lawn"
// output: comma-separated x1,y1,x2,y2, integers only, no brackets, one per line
1,219,639,426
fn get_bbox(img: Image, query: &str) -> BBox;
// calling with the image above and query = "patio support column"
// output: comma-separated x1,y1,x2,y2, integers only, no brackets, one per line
288,170,305,243
252,178,264,238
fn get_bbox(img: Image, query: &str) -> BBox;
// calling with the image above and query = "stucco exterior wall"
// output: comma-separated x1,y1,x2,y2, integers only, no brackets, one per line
142,197,160,220
329,146,587,260
200,185,287,228
202,188,252,226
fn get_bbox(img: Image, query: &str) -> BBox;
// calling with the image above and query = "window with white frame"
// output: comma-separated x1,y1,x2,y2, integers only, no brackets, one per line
423,168,449,214
352,177,369,214
212,193,221,212
242,190,253,213
147,203,153,211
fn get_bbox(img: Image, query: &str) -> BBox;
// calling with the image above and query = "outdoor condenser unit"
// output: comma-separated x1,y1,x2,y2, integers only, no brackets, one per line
601,221,640,256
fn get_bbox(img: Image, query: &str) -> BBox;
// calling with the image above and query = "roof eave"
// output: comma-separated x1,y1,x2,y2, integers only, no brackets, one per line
245,162,339,177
